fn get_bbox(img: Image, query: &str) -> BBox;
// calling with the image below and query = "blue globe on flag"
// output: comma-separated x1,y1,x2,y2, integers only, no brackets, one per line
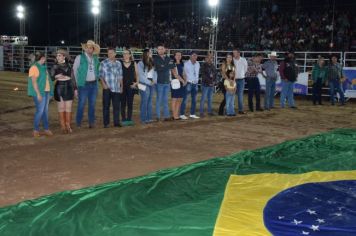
263,180,356,235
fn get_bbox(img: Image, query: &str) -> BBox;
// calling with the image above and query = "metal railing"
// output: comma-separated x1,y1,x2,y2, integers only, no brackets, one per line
1,45,355,98
2,45,353,73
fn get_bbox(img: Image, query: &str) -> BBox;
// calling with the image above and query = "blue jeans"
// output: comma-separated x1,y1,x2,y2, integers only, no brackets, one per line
33,92,50,131
226,92,235,115
156,83,170,119
76,82,98,126
181,83,198,115
329,80,345,105
236,79,245,112
140,85,154,123
265,78,276,109
200,86,214,114
280,80,295,108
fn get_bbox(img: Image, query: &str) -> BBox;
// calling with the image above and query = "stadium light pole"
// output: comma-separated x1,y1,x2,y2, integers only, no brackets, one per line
91,0,101,44
16,5,25,36
208,0,219,53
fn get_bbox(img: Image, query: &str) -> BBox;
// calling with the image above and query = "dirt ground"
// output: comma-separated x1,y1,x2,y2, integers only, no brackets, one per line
1,71,355,208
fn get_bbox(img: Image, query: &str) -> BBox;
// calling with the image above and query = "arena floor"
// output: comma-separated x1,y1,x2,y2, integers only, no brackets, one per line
1,71,355,207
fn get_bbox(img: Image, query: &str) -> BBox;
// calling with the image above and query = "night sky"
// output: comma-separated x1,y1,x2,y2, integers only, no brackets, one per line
0,0,100,45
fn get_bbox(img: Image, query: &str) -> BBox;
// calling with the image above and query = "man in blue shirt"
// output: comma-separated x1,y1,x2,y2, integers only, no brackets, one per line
153,44,176,121
100,47,123,128
180,51,200,119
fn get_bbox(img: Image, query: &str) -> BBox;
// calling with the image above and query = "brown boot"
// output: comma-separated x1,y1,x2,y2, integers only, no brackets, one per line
65,112,73,133
59,112,67,134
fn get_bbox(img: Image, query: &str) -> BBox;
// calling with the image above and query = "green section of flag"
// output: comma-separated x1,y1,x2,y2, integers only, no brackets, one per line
1,129,356,236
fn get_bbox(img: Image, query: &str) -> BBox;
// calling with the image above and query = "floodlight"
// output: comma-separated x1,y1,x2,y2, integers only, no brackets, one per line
91,6,100,15
208,0,219,7
92,0,100,7
17,5,24,12
16,12,24,19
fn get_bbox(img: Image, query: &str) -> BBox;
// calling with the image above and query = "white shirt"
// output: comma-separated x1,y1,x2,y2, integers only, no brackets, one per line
184,60,200,84
233,57,248,79
73,53,96,82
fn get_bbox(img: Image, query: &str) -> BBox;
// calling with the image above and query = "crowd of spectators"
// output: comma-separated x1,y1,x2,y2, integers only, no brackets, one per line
100,5,355,52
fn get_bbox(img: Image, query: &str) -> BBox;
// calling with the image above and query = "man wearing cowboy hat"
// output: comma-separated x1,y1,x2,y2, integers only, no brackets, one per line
73,40,101,128
262,51,279,110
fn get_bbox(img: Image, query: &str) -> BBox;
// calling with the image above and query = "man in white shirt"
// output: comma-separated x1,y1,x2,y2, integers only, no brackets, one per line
233,48,248,114
180,51,200,119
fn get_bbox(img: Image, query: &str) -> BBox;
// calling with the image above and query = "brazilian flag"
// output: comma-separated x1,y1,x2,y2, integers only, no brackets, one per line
1,129,356,235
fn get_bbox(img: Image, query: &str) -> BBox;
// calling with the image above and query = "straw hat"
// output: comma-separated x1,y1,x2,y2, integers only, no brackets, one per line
81,40,100,55
268,51,278,58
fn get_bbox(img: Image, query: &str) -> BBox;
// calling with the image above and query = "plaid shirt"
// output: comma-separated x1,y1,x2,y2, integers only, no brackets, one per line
245,60,262,78
99,58,123,93
327,63,344,81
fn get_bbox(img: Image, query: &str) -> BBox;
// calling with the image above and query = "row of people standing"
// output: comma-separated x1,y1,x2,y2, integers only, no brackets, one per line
99,44,219,125
27,41,347,137
218,49,283,115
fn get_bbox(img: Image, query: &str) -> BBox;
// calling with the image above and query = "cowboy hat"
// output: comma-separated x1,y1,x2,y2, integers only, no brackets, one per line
81,40,100,55
268,51,278,58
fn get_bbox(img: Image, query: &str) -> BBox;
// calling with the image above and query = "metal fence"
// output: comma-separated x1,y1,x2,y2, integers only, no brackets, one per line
1,45,355,97
2,45,355,73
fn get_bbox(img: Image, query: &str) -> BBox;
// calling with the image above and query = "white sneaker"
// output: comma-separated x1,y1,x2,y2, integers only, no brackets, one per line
189,114,200,119
179,115,188,120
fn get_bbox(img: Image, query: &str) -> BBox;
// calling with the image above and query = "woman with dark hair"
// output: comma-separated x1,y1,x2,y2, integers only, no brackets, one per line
138,48,155,124
218,53,235,115
50,49,77,133
171,51,186,120
27,52,54,137
121,49,139,126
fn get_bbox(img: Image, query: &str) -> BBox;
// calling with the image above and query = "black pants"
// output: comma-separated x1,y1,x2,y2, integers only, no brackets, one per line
312,78,323,105
246,77,261,111
218,91,226,115
103,89,121,126
121,86,135,121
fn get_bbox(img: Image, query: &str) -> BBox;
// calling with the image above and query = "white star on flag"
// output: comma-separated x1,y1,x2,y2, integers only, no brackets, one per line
292,219,303,225
333,212,342,217
307,209,317,215
310,225,320,231
316,218,325,223
302,231,310,235
278,216,285,220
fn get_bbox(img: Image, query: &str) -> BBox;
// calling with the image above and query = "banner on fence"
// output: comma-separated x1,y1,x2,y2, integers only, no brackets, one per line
343,67,356,98
258,72,309,95
0,46,3,71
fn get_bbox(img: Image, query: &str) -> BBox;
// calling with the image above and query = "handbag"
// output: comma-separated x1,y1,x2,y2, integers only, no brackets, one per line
171,79,181,90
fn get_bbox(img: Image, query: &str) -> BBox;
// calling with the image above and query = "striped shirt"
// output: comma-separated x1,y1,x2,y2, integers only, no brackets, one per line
99,59,123,93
